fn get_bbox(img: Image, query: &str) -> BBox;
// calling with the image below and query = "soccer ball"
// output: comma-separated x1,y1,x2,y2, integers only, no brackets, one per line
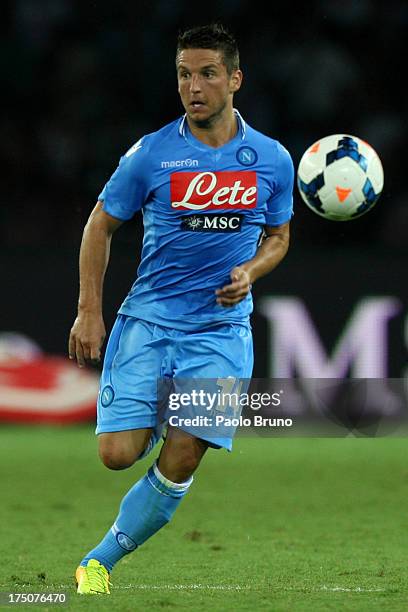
297,134,384,221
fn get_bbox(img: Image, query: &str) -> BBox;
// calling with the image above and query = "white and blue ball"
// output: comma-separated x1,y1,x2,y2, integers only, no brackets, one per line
297,134,384,221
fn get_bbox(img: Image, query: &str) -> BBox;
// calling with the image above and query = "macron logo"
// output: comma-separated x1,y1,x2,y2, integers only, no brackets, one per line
161,159,198,169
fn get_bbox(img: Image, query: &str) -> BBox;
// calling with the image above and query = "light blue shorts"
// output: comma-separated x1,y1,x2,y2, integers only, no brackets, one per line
96,315,253,450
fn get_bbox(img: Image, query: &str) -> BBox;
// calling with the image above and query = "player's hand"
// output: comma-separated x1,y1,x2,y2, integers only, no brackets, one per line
215,266,252,307
68,312,106,368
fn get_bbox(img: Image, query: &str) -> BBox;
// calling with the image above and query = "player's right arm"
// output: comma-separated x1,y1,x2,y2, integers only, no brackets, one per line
69,135,149,366
69,201,123,367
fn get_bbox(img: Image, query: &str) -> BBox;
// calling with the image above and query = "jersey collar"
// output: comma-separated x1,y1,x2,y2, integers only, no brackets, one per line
178,108,246,141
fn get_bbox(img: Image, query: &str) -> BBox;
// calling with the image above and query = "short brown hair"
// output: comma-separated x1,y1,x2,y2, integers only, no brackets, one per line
176,23,240,74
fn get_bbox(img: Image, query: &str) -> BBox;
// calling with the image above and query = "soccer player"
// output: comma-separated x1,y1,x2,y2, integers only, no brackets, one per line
69,23,293,595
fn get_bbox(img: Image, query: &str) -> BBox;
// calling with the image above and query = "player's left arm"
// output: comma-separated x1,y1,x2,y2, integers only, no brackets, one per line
216,221,290,307
217,141,293,307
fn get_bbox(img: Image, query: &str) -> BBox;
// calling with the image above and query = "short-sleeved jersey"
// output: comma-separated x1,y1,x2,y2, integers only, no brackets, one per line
99,110,294,331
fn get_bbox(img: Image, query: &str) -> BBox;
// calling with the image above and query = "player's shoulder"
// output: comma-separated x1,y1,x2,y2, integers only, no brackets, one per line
131,117,182,153
243,122,294,184
244,122,292,161
120,118,182,174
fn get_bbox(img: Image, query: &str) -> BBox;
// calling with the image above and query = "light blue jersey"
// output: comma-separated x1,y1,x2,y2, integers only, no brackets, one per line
99,111,294,330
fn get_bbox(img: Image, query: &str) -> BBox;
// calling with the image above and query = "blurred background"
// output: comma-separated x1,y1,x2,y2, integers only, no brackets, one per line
1,5,407,601
1,0,407,423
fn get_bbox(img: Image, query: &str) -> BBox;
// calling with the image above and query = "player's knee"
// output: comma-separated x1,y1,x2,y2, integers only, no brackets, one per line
99,447,136,470
98,430,151,470
98,440,137,470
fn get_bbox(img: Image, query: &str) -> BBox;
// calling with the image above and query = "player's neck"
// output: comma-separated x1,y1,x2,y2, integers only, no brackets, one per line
187,109,238,148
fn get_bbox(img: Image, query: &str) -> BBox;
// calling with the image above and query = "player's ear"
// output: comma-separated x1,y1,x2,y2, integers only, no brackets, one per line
229,69,243,93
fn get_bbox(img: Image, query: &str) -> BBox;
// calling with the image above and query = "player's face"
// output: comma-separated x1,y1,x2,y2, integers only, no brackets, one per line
176,48,242,128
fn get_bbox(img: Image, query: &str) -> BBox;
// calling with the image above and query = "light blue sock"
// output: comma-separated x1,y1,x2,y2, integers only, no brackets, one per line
80,462,192,572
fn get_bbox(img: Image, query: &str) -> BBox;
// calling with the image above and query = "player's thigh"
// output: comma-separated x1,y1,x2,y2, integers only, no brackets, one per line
176,322,253,379
173,323,253,451
98,428,152,470
96,315,168,435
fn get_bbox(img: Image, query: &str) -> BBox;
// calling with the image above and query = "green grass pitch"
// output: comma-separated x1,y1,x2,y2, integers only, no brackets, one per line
0,425,407,611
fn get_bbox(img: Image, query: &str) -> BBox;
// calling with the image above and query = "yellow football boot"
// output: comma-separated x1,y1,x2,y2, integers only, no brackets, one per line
75,559,111,595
